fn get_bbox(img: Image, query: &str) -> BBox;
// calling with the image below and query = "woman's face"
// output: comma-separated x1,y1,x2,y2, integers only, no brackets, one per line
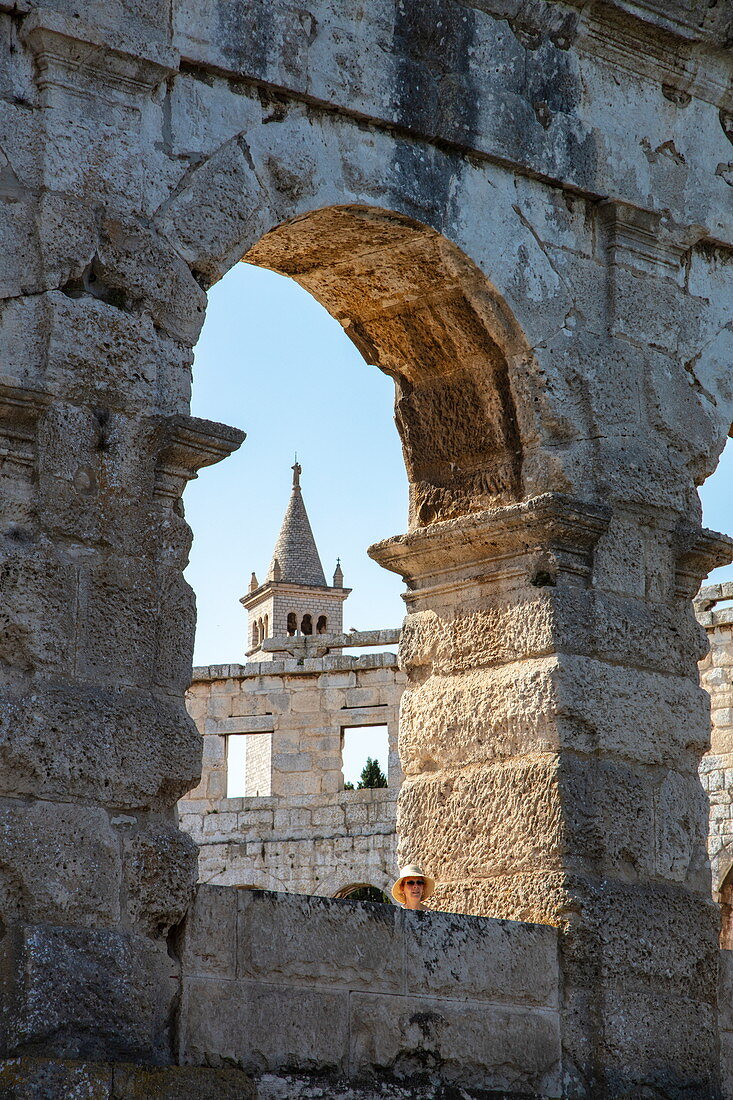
403,877,425,908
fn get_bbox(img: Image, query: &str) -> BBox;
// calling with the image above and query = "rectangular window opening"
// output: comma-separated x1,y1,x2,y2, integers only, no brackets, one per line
226,732,272,798
341,725,389,791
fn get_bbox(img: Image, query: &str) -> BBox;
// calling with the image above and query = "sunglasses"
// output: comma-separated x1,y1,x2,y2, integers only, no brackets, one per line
405,879,424,887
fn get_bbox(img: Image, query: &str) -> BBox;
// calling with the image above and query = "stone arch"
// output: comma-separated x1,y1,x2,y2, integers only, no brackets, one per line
153,122,567,527
333,883,392,904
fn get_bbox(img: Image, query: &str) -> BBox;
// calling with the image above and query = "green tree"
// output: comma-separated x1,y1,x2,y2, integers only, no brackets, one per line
357,756,387,789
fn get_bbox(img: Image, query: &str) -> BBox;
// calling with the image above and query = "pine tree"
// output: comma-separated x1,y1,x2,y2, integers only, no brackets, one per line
357,756,387,789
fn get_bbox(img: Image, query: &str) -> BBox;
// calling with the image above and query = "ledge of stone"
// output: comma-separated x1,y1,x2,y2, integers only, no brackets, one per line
0,1059,255,1100
190,650,400,682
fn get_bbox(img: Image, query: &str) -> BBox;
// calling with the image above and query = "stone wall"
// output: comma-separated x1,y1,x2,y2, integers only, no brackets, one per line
178,885,562,1099
181,652,404,895
2,0,733,1093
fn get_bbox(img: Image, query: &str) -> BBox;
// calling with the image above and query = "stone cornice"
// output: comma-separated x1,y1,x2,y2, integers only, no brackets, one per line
21,8,179,98
153,415,245,504
240,580,352,612
369,494,612,597
675,526,733,599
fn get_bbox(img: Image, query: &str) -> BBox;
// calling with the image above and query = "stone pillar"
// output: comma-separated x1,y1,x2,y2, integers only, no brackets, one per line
0,10,246,1065
372,494,731,1098
698,583,733,923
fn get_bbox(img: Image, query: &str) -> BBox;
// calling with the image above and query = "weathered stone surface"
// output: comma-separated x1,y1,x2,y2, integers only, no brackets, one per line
349,993,561,1096
236,889,402,993
0,799,121,928
0,1059,257,1100
1,0,732,1095
123,824,198,938
403,909,558,1007
0,926,176,1063
182,977,349,1076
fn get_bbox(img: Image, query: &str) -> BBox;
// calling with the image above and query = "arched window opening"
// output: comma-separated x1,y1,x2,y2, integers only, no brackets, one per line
721,867,733,949
334,883,391,904
287,612,297,636
263,614,269,638
301,614,313,636
317,615,327,634
258,617,264,644
251,621,258,648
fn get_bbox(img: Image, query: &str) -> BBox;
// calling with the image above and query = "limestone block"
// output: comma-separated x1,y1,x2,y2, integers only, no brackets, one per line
94,213,207,346
403,911,558,1007
154,136,269,287
561,880,720,1002
348,993,561,1096
236,890,402,992
720,950,733,1034
202,813,238,840
123,824,199,938
0,926,176,1062
166,71,261,161
201,737,225,766
181,977,349,1075
401,753,708,892
0,686,200,808
599,989,718,1096
289,690,323,714
180,885,238,979
0,799,121,927
272,752,312,774
399,588,705,680
0,536,76,676
0,191,97,301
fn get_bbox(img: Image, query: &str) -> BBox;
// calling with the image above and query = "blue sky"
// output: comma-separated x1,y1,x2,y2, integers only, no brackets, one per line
185,261,733,667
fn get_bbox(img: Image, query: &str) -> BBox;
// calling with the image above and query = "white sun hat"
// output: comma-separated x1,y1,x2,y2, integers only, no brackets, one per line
391,864,436,904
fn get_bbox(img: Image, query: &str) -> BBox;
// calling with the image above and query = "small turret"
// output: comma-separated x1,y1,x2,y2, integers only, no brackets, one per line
333,559,344,588
249,572,259,593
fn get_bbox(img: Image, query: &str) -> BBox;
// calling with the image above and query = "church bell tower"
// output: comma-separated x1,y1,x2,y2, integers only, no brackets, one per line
240,461,351,659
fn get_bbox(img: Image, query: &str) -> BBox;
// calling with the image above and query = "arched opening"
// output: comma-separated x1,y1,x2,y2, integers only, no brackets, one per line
721,865,733,949
244,206,526,529
263,614,269,638
334,884,391,904
182,202,536,909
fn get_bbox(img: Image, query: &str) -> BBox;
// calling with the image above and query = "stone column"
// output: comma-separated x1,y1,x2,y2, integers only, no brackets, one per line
698,583,733,924
0,10,246,1065
371,494,731,1099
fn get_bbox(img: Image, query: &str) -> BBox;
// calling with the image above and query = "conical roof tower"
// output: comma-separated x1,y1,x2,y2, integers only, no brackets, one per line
267,462,327,586
240,461,351,660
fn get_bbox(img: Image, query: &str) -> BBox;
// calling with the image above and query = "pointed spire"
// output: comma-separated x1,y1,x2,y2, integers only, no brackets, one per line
267,462,327,586
249,572,259,593
333,558,344,588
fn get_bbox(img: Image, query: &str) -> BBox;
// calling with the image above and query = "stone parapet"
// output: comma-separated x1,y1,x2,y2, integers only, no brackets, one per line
178,886,561,1098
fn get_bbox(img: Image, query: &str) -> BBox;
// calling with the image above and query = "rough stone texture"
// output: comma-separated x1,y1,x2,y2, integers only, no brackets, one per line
182,653,404,896
698,585,733,925
0,1059,256,1099
0,1,732,1096
180,886,561,1097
